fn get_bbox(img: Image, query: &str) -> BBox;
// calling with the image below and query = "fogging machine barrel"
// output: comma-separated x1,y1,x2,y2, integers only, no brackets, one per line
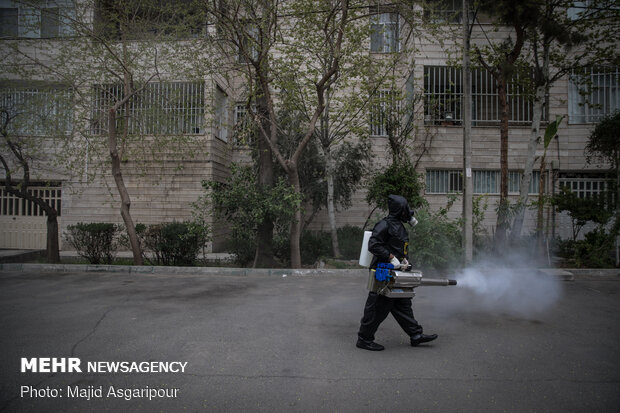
420,278,457,286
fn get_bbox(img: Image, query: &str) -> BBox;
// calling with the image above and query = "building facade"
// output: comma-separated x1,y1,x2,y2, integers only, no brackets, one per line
1,0,617,252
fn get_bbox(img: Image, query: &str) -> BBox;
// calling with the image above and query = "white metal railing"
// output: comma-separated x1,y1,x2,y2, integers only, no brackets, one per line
91,81,205,135
0,184,62,217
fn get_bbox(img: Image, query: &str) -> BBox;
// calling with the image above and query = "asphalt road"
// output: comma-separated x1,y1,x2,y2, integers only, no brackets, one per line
0,269,618,412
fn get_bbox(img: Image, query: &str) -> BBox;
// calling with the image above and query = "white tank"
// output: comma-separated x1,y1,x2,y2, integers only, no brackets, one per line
358,231,373,267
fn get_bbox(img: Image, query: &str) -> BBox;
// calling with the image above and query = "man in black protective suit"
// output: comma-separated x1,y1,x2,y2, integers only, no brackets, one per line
356,194,437,351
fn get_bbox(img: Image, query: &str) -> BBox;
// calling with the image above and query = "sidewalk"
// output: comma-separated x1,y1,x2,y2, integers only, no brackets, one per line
1,248,618,279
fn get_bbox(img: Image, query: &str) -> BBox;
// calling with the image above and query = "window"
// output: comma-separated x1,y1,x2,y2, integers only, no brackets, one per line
0,86,73,135
508,171,540,194
424,0,463,23
41,7,60,38
214,86,228,142
426,170,539,194
426,170,462,193
238,22,259,62
95,0,205,40
0,183,62,217
0,1,74,38
233,103,255,146
370,89,400,136
424,66,541,125
91,82,205,136
559,173,609,199
370,11,399,53
0,8,18,37
569,67,619,124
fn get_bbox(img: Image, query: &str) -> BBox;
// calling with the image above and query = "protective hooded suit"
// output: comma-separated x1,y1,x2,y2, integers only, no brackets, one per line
357,194,435,351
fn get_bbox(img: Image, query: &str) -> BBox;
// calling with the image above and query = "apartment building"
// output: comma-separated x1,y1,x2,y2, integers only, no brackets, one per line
0,0,617,251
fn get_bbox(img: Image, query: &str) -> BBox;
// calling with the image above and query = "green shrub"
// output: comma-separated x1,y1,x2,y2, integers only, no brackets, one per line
407,207,462,271
142,222,205,266
64,223,121,264
301,230,332,265
337,225,365,259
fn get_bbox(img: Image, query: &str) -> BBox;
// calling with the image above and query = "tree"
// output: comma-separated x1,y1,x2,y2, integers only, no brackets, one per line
2,0,203,265
586,111,620,209
0,87,71,263
474,0,537,245
586,111,620,265
511,0,619,239
203,0,354,268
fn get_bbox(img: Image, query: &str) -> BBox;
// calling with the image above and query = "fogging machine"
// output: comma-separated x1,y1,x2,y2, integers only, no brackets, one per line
359,231,457,298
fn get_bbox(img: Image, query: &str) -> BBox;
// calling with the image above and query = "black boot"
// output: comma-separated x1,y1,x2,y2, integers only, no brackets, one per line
410,333,438,346
356,338,385,351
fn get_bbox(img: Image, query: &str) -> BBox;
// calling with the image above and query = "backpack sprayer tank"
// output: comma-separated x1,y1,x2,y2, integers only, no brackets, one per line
359,231,457,298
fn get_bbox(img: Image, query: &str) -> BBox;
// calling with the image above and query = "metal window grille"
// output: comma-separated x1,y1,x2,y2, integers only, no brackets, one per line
370,11,399,53
91,81,205,136
473,170,499,194
427,170,540,194
508,170,540,194
425,170,462,193
0,184,62,217
424,66,540,125
0,87,73,135
370,89,400,136
569,67,619,124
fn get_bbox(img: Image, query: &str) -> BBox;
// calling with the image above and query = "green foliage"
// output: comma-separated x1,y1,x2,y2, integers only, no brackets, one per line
336,225,366,259
278,225,366,265
64,223,122,264
366,160,427,212
408,207,462,271
554,219,619,268
472,195,491,251
552,187,613,240
585,111,620,169
197,163,301,266
141,222,205,266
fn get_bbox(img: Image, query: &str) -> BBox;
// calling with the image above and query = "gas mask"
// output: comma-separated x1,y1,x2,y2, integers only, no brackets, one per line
402,207,418,227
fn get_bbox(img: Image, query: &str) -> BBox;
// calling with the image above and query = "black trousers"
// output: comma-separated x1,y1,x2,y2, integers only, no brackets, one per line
358,292,423,341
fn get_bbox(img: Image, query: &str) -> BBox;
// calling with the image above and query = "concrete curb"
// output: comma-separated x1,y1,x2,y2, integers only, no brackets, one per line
561,268,620,278
0,263,609,281
0,263,370,277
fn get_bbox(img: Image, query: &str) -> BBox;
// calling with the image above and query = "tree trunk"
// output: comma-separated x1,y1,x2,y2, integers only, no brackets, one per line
288,164,302,268
108,109,143,265
537,159,546,251
325,146,341,258
46,210,60,263
462,0,473,264
495,77,510,245
252,88,277,268
512,84,545,238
